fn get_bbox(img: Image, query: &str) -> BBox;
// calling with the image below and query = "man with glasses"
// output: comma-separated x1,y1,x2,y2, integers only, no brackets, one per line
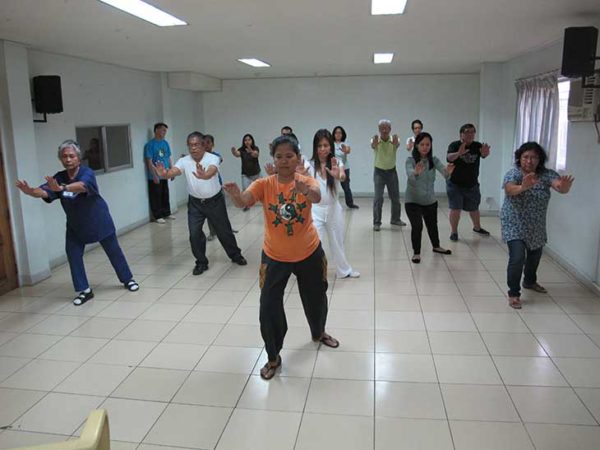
155,131,246,275
446,123,491,241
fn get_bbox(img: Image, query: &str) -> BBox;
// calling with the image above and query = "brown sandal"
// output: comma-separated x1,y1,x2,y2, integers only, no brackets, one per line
315,333,340,348
508,297,522,309
260,355,282,380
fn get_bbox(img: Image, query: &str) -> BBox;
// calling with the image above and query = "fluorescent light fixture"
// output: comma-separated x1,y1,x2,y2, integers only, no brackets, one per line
237,58,271,68
98,0,187,27
374,53,394,64
371,0,407,15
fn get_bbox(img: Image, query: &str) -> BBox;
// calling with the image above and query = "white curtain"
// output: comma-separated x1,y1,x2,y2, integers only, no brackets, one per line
514,72,559,167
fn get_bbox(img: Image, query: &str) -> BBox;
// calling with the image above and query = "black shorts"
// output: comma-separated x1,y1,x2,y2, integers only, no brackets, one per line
446,181,481,212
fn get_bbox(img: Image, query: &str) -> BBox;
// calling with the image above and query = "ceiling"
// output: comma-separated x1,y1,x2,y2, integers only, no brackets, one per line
0,0,599,79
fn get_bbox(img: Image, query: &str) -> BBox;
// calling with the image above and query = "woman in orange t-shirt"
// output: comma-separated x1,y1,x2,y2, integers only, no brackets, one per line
223,135,339,380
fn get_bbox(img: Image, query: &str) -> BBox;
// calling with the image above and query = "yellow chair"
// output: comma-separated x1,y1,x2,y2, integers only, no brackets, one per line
9,410,110,450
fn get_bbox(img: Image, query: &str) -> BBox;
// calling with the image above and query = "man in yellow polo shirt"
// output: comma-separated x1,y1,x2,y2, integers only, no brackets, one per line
371,119,406,231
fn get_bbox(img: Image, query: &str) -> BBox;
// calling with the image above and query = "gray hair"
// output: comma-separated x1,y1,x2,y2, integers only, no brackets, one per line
378,119,392,127
57,140,82,159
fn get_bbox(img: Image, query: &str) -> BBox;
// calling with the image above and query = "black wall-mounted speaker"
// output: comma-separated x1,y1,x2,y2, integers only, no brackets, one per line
33,75,63,114
561,27,598,78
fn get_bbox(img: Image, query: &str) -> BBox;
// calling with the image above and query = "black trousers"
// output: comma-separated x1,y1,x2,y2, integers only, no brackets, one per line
187,192,242,266
340,168,355,207
405,202,440,254
148,179,171,220
259,244,329,361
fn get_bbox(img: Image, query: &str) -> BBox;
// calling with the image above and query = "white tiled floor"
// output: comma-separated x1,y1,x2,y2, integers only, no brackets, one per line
1,198,600,450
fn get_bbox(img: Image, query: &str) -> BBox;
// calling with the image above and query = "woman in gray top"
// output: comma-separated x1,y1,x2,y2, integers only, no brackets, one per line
405,132,454,263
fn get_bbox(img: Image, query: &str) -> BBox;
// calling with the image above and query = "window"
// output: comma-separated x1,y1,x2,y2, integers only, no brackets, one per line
556,80,570,171
75,125,133,173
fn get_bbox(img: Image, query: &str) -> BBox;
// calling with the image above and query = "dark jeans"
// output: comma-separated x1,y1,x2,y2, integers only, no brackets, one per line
405,202,440,254
148,179,171,220
373,167,401,225
340,168,355,207
259,244,329,361
207,219,216,236
506,240,543,297
187,192,242,266
66,232,132,292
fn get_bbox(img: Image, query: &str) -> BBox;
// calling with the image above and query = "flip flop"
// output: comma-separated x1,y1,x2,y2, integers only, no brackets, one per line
260,355,282,380
508,297,522,309
315,333,340,348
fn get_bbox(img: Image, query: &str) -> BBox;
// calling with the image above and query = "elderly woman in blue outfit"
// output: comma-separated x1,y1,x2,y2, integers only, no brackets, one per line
501,141,574,309
16,140,139,306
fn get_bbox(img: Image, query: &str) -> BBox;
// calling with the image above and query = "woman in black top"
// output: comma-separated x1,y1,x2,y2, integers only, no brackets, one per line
231,134,261,211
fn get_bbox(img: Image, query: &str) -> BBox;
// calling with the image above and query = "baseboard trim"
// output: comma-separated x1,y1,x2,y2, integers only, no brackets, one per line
19,268,52,286
544,246,600,295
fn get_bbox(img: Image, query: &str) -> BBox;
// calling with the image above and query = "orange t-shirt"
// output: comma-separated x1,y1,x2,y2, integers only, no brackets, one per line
246,174,321,262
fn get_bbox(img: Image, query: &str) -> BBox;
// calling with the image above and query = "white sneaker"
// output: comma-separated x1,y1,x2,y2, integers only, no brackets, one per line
155,218,166,224
167,215,176,220
339,271,360,279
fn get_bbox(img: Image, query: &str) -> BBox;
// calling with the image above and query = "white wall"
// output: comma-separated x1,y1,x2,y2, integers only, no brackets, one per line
499,37,600,285
22,51,200,267
202,75,480,194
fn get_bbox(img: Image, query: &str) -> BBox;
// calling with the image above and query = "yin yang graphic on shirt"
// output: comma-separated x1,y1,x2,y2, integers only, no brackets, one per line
268,191,307,236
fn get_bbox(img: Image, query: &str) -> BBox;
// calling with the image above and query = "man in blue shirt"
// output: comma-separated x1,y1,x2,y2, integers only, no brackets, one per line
145,122,174,224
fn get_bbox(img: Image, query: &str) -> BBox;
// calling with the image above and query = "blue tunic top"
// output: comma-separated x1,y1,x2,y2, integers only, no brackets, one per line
500,167,559,250
41,166,116,244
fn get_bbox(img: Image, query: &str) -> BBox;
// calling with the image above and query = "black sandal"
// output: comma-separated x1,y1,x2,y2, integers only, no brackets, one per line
260,355,282,380
73,290,94,306
411,255,421,264
125,280,139,292
315,333,340,348
433,248,452,255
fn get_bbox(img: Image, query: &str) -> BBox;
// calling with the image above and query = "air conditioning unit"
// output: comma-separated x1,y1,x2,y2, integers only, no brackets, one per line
568,73,600,122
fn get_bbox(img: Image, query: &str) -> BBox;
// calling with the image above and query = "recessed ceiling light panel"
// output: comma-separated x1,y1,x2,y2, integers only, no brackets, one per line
238,58,271,68
374,53,394,64
371,0,407,15
98,0,187,27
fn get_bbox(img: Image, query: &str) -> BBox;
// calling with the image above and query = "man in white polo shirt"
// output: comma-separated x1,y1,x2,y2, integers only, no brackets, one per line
156,131,246,275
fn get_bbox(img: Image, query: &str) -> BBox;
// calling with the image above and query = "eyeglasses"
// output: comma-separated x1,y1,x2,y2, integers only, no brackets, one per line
521,155,539,161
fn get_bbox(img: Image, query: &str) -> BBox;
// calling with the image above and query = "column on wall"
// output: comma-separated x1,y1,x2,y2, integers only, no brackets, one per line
0,41,52,285
478,62,508,214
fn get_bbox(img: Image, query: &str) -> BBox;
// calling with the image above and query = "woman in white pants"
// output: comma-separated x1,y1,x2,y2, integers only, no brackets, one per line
310,129,360,279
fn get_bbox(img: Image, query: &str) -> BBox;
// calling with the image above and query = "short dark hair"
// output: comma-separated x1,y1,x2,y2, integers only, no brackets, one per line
204,134,214,144
411,132,434,170
187,131,204,143
459,123,476,134
411,119,423,131
154,122,168,132
270,135,300,156
281,126,293,134
514,141,547,174
332,126,347,142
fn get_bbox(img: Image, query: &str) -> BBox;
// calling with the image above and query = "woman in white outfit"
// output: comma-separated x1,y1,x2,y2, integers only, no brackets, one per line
310,129,360,279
